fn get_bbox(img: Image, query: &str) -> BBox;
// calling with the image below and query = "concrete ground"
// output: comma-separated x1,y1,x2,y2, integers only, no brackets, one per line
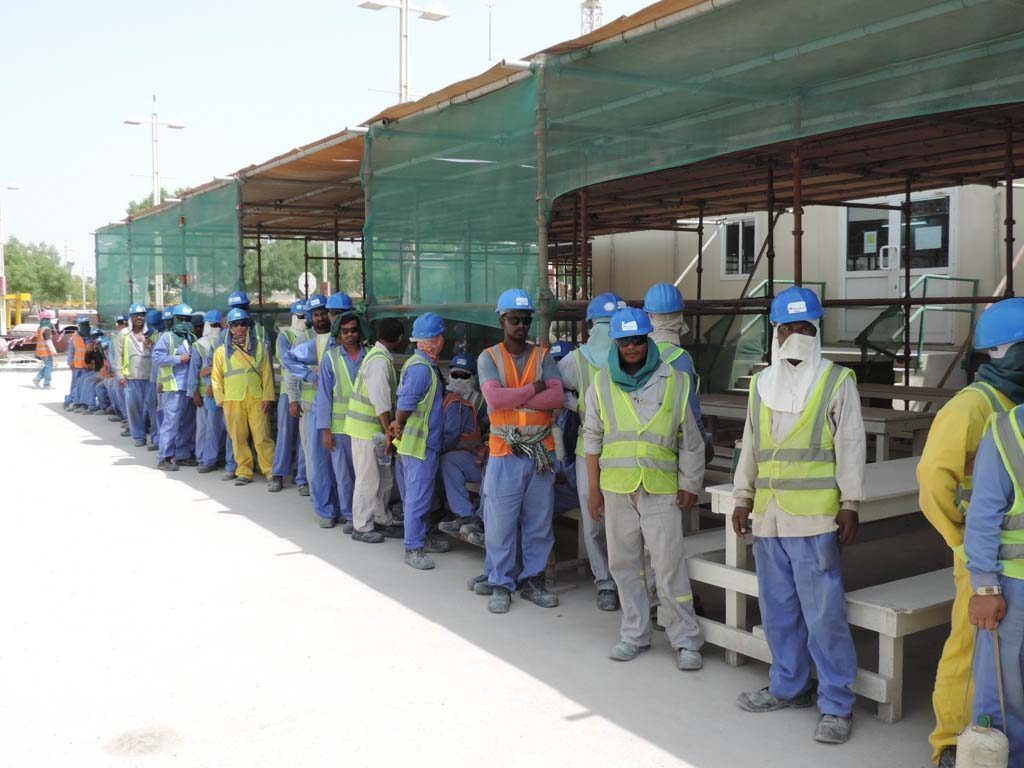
2,368,944,768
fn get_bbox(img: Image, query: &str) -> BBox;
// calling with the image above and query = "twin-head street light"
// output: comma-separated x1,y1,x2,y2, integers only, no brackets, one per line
0,183,21,336
357,1,450,103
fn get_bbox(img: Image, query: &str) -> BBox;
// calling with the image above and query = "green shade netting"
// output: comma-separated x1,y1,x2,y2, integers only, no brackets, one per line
96,182,241,322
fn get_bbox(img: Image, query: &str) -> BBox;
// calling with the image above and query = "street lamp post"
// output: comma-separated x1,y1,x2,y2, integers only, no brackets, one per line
124,95,185,309
0,184,21,337
357,1,449,103
485,1,496,62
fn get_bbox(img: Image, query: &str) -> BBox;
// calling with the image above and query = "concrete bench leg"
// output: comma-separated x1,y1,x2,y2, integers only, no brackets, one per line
725,525,748,667
877,634,904,723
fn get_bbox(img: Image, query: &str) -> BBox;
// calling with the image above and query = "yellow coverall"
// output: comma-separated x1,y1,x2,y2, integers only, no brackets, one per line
212,341,276,481
916,384,1013,763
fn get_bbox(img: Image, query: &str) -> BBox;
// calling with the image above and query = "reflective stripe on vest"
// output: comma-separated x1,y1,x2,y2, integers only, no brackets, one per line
484,343,554,457
301,333,331,403
343,346,395,439
572,348,599,458
195,337,214,389
35,327,53,358
395,355,439,460
71,335,86,369
595,365,688,495
982,408,1024,579
955,381,1012,517
327,346,358,434
751,362,852,517
656,341,700,391
443,392,483,451
277,328,297,362
222,340,268,401
158,332,187,393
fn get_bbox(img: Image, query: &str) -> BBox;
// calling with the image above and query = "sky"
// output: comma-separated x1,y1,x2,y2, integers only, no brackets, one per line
0,0,651,277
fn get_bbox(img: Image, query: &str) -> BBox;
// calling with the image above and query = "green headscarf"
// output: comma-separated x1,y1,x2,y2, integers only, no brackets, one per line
607,337,661,393
977,342,1024,405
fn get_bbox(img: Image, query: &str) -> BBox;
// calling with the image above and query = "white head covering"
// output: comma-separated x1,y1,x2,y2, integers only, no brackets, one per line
648,311,690,347
447,374,478,400
755,319,829,413
201,322,218,341
581,319,612,368
290,315,306,333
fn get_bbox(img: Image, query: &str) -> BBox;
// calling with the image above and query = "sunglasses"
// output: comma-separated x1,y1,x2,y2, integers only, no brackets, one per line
338,325,360,334
504,316,533,327
450,370,472,379
615,336,648,348
229,321,249,328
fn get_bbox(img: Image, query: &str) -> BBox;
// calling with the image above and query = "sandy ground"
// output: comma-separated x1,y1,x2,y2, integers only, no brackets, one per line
0,368,944,768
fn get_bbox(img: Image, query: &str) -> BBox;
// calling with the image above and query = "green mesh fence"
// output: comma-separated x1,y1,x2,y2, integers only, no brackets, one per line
95,182,241,322
365,0,1024,333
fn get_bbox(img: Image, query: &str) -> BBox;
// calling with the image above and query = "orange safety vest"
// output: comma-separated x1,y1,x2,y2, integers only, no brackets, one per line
484,343,555,458
70,334,86,369
443,392,483,451
35,327,53,358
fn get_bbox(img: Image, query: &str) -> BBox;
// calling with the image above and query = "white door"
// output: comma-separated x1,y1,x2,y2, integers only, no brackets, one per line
841,191,956,345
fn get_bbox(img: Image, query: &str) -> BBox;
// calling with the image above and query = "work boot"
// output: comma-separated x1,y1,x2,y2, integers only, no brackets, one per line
120,428,131,437
107,414,122,422
596,589,620,612
33,378,41,389
318,516,336,528
518,575,559,608
234,476,252,486
938,747,957,768
157,459,178,472
222,472,237,481
197,464,216,473
736,686,815,713
675,649,703,671
422,536,450,554
176,457,198,467
297,484,310,497
609,641,650,662
467,531,485,547
133,439,146,447
341,520,354,534
466,573,489,592
375,523,404,539
813,715,852,745
404,548,435,570
267,477,283,493
437,517,468,535
353,530,385,543
146,443,158,452
459,516,484,537
104,408,116,415
488,586,511,613
473,579,494,596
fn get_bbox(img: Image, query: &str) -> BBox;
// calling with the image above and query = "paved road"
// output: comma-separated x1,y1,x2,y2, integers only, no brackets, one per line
1,369,937,767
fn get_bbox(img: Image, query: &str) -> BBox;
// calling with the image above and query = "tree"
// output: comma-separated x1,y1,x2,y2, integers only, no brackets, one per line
126,187,189,216
242,239,363,298
4,237,76,305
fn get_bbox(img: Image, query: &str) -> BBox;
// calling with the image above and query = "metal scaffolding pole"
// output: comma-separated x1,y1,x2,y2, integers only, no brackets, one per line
535,54,553,343
767,165,776,300
695,204,704,376
256,224,264,307
333,214,341,295
792,147,803,286
303,237,310,298
903,178,913,387
1006,119,1016,298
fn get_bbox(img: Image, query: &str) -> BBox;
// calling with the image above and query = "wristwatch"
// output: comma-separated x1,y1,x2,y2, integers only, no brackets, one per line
975,585,1002,596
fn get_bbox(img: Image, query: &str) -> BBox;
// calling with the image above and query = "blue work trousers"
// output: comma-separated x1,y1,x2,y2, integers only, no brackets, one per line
65,368,82,406
159,391,196,461
78,371,97,408
195,400,208,461
95,378,111,410
483,453,554,591
330,433,355,523
111,379,126,418
399,449,439,550
271,394,306,485
125,379,152,441
754,533,857,718
308,422,339,520
973,576,1024,768
146,385,161,444
440,449,482,519
200,398,227,468
34,356,54,387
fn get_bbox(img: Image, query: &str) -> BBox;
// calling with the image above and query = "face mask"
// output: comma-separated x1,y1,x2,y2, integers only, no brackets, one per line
291,316,306,332
778,332,816,363
448,376,476,398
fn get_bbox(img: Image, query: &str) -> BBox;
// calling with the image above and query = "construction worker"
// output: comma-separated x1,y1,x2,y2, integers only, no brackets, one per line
152,304,198,471
732,286,865,746
269,300,309,493
107,314,129,426
283,294,339,524
964,401,1024,767
437,353,488,542
391,312,451,568
96,333,115,414
64,315,89,411
188,310,225,473
549,341,582,517
211,308,276,487
32,310,57,389
584,307,706,669
344,317,405,540
143,309,165,450
121,304,153,448
919,298,1024,766
315,310,365,533
326,291,354,324
558,292,626,612
224,291,267,344
77,327,105,413
477,288,564,614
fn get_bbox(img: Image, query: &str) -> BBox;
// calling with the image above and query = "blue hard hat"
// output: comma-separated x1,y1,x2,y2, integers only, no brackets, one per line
145,309,163,326
90,328,104,338
496,288,534,314
129,303,147,315
306,294,328,311
450,353,475,373
643,283,685,314
76,315,89,324
586,292,626,321
226,308,250,324
289,300,306,316
411,312,446,340
172,303,193,317
162,309,174,321
205,309,223,325
974,298,1024,350
227,291,250,308
770,286,824,324
115,314,127,323
326,292,354,311
549,340,577,360
609,307,654,340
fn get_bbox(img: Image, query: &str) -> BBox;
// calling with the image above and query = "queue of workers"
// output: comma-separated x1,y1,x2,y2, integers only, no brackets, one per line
46,281,1024,762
